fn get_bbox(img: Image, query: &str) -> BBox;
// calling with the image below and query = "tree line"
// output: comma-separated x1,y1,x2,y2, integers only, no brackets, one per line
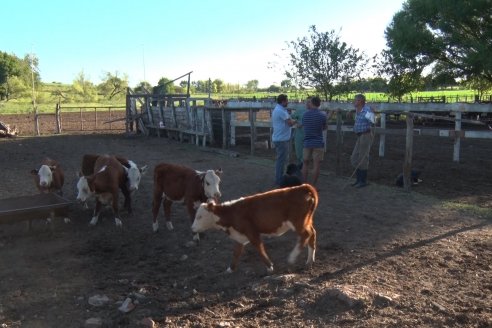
1,0,491,104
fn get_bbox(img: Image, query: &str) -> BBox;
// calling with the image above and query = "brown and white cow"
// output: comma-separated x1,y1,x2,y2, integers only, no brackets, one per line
191,184,318,273
80,154,147,213
31,158,65,195
30,158,69,225
152,162,222,239
76,155,129,227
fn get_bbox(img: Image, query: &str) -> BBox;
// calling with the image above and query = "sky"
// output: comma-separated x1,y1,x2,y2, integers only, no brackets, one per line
1,0,405,88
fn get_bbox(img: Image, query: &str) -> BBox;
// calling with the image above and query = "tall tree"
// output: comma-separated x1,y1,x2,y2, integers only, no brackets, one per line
155,77,175,94
134,81,153,94
386,0,492,84
245,80,259,92
285,25,367,101
98,71,128,100
72,71,98,102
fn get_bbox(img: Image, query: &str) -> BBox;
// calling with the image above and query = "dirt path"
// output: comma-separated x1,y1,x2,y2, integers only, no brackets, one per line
0,124,490,327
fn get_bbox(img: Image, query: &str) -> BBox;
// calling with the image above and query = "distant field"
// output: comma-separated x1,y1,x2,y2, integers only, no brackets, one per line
0,83,487,115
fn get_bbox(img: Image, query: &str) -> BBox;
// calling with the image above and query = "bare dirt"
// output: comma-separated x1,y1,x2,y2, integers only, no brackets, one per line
0,113,490,327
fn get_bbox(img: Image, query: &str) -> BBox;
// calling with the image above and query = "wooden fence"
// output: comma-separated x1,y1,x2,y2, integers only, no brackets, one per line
33,104,126,135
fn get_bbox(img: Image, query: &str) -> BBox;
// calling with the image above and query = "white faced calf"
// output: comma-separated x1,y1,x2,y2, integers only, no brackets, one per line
192,184,318,273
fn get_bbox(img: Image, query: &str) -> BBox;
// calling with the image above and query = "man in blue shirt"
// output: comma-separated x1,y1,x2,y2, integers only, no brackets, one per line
301,96,327,189
351,93,376,188
272,94,296,186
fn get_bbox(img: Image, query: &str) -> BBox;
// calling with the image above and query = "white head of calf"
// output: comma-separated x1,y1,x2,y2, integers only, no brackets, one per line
202,169,222,200
125,161,148,192
191,201,220,233
76,175,94,203
36,165,53,188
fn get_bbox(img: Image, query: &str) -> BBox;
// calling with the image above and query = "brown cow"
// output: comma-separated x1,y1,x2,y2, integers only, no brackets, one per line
80,154,147,213
76,155,129,227
31,158,65,195
152,162,222,239
191,184,318,273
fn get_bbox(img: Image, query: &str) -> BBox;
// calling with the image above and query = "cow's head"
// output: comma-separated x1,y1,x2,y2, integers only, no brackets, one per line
125,161,148,192
191,200,220,233
76,172,95,203
31,164,54,190
201,169,222,201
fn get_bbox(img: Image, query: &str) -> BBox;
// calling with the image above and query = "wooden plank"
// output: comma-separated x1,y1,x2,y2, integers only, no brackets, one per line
403,115,414,192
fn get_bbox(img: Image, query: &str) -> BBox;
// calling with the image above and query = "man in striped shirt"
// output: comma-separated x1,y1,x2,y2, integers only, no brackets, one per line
351,93,376,188
301,96,327,189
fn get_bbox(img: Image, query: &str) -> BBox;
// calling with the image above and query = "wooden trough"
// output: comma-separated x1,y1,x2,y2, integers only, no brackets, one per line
0,193,72,225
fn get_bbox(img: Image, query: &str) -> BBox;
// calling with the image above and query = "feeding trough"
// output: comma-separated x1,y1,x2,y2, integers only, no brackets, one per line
0,193,72,225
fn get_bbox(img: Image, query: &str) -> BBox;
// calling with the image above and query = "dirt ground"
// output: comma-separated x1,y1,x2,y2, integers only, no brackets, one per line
0,113,490,327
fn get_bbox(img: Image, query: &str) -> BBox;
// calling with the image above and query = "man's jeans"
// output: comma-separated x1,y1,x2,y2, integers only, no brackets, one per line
274,140,290,186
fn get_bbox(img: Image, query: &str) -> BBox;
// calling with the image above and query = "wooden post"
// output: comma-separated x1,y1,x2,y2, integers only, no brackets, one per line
453,111,461,162
55,103,61,134
230,111,236,146
379,112,386,157
80,107,83,131
335,111,342,175
94,107,97,130
34,106,40,136
403,114,414,192
125,89,130,133
221,107,227,149
108,107,112,130
249,108,256,156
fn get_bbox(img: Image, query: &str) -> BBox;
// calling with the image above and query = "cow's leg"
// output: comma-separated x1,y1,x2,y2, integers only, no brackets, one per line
151,190,162,232
90,201,102,226
306,226,316,265
248,234,274,273
228,242,245,273
121,184,132,214
288,236,302,265
163,198,174,230
187,201,201,241
112,193,122,228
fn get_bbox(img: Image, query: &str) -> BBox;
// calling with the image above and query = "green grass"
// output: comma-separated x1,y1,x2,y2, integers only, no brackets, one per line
1,82,488,115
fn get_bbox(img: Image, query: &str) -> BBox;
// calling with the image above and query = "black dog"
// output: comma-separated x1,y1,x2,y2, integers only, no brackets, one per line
279,163,302,188
395,170,422,187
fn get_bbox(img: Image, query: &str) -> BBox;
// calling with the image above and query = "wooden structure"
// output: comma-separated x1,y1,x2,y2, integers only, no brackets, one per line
126,89,213,146
0,193,71,229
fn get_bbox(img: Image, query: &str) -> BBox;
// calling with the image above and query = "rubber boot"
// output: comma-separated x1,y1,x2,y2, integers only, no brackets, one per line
356,170,368,188
351,169,361,187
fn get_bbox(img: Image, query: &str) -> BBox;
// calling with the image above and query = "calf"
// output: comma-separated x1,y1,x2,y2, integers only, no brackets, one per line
191,184,318,273
76,155,128,227
81,154,147,213
31,158,65,195
30,158,69,226
152,163,222,239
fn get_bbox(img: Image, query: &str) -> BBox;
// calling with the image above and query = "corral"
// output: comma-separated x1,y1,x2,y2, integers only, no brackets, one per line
0,119,490,326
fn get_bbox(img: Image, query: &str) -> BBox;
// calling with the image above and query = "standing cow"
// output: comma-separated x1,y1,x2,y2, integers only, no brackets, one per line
80,154,147,213
76,155,130,228
30,157,69,225
191,184,318,273
152,162,222,239
31,158,64,195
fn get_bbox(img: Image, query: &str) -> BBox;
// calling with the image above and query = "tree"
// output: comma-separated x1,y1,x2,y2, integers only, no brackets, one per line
280,79,293,92
0,52,39,101
98,71,128,100
134,81,153,94
213,79,224,93
155,77,175,94
285,25,367,101
246,80,259,92
71,71,98,102
386,0,492,84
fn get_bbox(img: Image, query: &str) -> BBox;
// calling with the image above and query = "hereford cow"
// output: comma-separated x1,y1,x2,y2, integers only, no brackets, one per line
152,163,222,239
191,184,318,273
76,155,129,227
31,158,65,195
80,154,147,213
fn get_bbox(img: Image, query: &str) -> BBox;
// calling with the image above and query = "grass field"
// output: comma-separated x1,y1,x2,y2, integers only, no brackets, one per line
0,83,488,115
